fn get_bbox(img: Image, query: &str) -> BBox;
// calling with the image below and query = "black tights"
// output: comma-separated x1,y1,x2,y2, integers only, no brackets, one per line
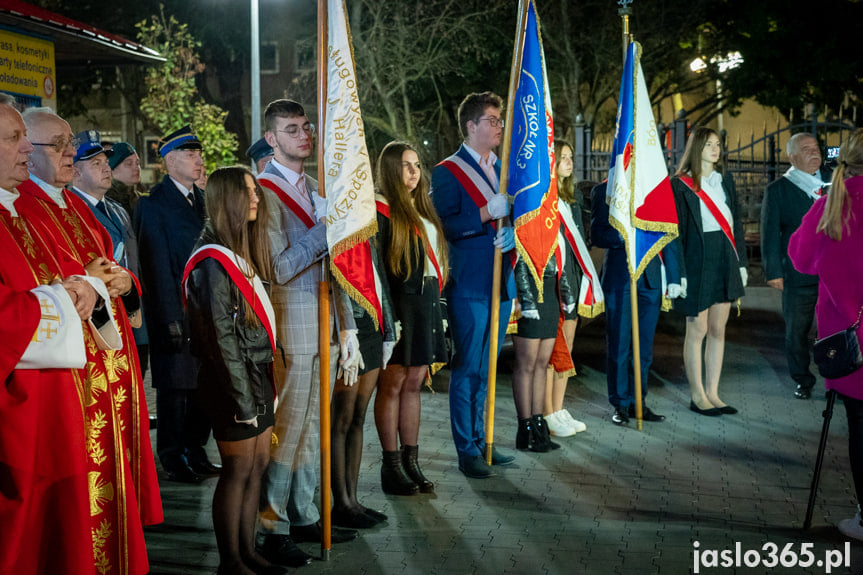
331,369,379,514
842,393,863,506
213,429,274,574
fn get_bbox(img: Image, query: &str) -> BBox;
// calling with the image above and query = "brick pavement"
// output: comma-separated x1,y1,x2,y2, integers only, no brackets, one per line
144,287,863,574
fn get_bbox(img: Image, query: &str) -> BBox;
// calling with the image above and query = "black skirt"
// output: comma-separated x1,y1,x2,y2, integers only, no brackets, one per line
516,272,560,340
355,309,383,374
691,230,742,315
199,360,276,442
391,277,448,367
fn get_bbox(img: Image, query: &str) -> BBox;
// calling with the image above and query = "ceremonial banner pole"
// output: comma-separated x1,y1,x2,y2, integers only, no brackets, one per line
316,0,332,559
621,0,643,430
607,40,679,433
485,0,528,466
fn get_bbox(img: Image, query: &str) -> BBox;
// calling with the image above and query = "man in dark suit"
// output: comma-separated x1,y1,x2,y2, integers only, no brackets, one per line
761,133,830,399
591,181,682,425
431,91,517,479
134,125,218,482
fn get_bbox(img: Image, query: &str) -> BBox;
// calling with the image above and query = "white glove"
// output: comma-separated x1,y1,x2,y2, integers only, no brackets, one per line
382,341,395,370
338,329,363,387
666,283,682,299
314,194,328,221
486,194,509,220
235,414,259,428
442,318,449,333
493,226,516,252
680,278,688,299
394,320,402,342
521,308,540,320
740,267,748,288
562,302,576,314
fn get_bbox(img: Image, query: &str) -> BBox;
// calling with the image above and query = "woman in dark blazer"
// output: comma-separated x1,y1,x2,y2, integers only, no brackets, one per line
671,127,747,416
373,141,449,496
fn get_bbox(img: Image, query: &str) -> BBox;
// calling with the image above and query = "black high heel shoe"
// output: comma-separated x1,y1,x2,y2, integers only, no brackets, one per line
689,400,722,416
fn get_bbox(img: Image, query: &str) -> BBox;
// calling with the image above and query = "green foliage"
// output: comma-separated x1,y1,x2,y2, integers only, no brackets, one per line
136,6,237,173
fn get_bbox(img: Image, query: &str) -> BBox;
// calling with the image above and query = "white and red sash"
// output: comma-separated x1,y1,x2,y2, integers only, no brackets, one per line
679,176,738,259
258,172,316,229
558,201,605,318
437,154,500,230
375,197,443,293
182,245,278,360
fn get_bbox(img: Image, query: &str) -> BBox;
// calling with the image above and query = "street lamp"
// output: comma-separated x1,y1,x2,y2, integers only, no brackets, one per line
251,0,261,144
690,52,744,133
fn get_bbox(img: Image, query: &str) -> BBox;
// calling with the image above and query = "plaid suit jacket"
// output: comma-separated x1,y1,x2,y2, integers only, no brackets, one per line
261,162,354,355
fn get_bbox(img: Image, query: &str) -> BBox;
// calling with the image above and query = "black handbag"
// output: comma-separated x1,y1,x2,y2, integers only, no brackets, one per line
813,306,863,379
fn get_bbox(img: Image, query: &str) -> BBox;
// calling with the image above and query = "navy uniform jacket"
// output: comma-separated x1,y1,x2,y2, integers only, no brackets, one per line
761,168,830,288
70,188,138,273
590,181,680,291
134,175,205,388
430,144,516,301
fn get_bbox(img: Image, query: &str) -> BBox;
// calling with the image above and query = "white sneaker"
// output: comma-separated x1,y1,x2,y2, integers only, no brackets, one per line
547,411,577,437
838,507,863,541
560,409,587,433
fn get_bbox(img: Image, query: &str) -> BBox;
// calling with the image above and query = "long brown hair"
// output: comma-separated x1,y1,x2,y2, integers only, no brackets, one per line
554,139,576,203
675,126,722,192
817,128,863,240
376,141,448,285
205,166,273,325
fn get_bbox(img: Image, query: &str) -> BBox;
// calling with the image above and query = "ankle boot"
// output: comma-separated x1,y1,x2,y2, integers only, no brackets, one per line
516,417,534,451
381,449,419,495
401,445,434,493
531,414,560,452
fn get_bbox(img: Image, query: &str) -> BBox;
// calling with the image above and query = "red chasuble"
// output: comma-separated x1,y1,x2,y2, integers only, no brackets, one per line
0,207,96,574
16,180,162,575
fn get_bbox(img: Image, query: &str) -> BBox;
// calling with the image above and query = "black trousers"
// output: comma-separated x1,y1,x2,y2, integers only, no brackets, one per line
841,393,863,506
782,283,818,389
156,388,212,467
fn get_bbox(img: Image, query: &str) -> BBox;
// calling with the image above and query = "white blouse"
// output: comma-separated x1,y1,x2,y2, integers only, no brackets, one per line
698,171,733,234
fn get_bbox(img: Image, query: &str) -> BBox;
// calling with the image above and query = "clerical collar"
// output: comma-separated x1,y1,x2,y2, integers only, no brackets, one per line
29,173,67,208
270,158,304,187
169,177,193,199
0,185,20,216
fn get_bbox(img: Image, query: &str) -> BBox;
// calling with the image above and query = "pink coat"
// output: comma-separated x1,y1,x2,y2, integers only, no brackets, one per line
789,175,863,400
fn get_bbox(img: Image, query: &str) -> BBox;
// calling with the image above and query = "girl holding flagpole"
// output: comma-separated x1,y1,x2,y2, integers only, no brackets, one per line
373,141,449,496
671,127,747,417
184,166,285,575
543,140,589,438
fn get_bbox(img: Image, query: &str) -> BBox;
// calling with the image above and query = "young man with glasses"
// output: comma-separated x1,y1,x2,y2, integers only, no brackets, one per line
430,91,518,479
256,99,361,568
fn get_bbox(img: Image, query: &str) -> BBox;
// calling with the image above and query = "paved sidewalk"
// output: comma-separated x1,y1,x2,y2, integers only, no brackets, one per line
144,287,863,574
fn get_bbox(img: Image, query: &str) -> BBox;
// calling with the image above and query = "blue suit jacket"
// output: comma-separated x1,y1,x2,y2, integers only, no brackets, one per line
590,181,680,291
70,188,139,273
430,144,516,301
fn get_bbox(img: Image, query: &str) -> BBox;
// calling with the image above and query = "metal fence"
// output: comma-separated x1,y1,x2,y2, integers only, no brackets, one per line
573,118,858,282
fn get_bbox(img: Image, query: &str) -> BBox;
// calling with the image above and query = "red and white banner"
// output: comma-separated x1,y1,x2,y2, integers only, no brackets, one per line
323,0,382,327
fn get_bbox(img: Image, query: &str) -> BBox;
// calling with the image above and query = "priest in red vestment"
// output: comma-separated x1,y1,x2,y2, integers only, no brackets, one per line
0,98,109,573
16,106,162,575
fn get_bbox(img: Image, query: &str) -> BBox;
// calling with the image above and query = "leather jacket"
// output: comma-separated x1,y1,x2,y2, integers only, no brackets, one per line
186,229,274,421
515,246,576,316
361,233,397,342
